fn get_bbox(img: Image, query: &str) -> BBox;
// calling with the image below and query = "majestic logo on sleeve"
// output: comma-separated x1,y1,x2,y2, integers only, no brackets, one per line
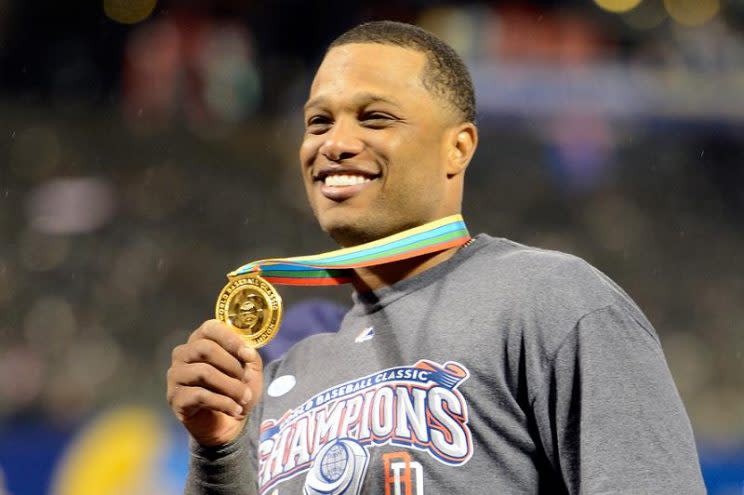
257,360,472,494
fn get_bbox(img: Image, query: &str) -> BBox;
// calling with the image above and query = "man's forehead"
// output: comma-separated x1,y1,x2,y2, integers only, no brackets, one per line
307,43,428,102
304,92,401,111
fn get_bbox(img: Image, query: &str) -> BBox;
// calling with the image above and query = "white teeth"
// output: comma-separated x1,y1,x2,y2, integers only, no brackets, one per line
324,174,372,187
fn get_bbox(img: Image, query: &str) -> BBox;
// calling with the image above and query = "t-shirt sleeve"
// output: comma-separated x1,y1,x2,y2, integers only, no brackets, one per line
532,304,706,494
184,424,257,495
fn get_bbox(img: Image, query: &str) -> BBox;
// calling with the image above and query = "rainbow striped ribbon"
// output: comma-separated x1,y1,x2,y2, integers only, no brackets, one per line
228,214,470,286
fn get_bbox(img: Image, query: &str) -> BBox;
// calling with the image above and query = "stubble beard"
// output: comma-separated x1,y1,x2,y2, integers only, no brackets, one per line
322,213,424,248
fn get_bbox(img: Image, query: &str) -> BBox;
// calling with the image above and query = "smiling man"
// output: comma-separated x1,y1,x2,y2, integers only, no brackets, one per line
168,21,705,494
300,41,475,251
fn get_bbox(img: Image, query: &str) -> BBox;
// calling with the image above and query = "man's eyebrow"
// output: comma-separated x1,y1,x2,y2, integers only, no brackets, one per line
303,93,402,111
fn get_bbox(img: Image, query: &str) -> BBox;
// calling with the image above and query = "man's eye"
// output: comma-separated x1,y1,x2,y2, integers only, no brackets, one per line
363,112,392,120
361,113,394,127
308,116,330,125
306,116,331,134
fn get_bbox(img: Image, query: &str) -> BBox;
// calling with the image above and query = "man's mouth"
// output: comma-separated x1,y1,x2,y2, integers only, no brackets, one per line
313,170,380,200
323,173,374,187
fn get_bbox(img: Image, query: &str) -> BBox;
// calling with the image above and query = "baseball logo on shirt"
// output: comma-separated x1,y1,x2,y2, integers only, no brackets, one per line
303,438,369,495
257,360,472,494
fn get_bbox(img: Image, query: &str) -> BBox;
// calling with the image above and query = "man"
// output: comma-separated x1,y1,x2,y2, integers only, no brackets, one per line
167,21,705,494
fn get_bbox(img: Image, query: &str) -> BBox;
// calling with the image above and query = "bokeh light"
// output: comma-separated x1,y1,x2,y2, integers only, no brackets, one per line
201,25,261,125
664,0,720,26
594,0,643,14
418,6,478,58
51,406,165,495
103,0,157,25
26,177,116,234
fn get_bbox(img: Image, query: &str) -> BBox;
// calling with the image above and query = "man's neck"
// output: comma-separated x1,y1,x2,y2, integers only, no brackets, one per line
350,245,462,292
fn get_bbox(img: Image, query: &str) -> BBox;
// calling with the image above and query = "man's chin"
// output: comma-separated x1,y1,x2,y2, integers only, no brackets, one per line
321,216,420,248
319,215,379,247
324,223,374,247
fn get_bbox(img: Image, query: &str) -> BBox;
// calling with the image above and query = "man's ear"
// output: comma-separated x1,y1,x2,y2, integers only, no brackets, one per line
446,122,478,177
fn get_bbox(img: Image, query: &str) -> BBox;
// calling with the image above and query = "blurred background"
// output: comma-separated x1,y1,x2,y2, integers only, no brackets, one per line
0,0,742,493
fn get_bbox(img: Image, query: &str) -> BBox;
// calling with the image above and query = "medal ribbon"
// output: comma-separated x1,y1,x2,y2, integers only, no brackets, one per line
228,214,470,286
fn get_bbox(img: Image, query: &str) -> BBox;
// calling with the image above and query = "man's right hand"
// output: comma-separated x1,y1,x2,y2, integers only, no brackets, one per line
167,319,264,447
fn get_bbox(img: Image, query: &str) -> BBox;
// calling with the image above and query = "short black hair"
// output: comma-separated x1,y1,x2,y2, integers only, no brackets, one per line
328,20,476,124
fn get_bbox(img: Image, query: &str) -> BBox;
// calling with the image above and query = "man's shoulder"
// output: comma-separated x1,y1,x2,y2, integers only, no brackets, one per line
475,235,582,265
467,234,609,290
465,234,644,325
461,235,655,358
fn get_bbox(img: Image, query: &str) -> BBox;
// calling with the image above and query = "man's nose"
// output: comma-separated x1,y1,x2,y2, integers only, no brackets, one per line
318,120,363,162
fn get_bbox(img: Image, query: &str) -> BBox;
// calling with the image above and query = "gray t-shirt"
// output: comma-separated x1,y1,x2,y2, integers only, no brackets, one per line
187,235,705,494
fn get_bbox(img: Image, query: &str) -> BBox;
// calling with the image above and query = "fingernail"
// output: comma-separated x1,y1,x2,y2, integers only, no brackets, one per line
233,405,243,417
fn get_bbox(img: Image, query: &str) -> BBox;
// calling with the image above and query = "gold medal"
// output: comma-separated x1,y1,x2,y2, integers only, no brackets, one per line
215,274,282,348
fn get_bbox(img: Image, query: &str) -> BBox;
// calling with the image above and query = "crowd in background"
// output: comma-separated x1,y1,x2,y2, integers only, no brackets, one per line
0,0,742,493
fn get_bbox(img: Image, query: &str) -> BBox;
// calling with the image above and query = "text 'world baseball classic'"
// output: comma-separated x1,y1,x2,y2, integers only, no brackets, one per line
257,360,473,493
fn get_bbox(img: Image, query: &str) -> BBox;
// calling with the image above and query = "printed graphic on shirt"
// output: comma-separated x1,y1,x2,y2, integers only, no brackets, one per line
304,438,369,495
383,451,424,495
354,326,375,343
267,375,296,397
257,360,472,494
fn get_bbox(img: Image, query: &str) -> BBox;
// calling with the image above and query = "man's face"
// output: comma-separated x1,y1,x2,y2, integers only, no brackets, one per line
300,43,462,246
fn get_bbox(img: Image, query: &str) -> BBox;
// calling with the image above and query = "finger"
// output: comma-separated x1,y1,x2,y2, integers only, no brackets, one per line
169,384,245,419
169,362,252,407
172,338,244,381
189,320,261,365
